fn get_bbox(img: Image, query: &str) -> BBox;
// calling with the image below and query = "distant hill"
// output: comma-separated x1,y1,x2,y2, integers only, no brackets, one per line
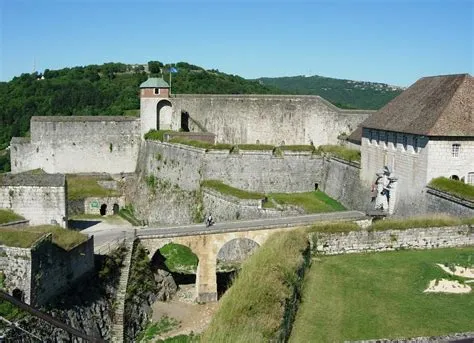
256,75,404,110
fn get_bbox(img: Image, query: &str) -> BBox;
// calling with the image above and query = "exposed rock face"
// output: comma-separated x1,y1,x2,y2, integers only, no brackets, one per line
155,269,178,301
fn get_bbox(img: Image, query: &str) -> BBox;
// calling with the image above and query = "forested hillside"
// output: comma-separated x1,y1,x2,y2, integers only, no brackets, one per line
0,62,282,151
0,61,402,172
256,75,403,109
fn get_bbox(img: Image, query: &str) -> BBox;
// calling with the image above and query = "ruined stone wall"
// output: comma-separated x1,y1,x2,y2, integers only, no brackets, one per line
30,235,95,306
172,95,373,146
0,245,32,304
311,225,473,255
10,117,141,174
141,141,323,193
0,185,67,227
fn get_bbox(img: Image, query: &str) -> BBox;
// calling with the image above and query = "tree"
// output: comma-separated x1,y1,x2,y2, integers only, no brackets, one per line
148,61,163,75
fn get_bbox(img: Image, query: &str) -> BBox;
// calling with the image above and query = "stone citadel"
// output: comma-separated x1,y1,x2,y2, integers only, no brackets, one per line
4,74,474,227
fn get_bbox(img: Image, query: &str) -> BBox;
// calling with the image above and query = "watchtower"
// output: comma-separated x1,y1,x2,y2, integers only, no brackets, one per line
139,77,174,137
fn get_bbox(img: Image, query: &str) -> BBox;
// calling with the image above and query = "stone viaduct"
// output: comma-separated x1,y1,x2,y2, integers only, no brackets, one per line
138,226,298,302
137,210,368,302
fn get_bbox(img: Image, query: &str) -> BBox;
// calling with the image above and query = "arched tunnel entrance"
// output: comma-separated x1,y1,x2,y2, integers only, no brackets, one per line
216,238,260,299
151,243,199,301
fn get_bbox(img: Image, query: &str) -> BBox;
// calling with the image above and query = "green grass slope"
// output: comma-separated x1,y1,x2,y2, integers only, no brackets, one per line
290,248,474,342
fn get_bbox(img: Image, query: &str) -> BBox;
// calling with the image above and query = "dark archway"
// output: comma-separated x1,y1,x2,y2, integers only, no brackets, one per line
12,288,24,302
157,100,172,131
113,203,119,215
181,111,190,132
216,238,260,298
450,175,460,181
100,204,107,216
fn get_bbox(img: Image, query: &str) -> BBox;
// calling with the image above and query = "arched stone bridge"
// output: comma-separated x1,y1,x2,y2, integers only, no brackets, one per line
137,211,367,302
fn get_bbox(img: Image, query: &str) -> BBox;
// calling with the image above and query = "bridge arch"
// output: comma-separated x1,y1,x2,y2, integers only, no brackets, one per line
216,238,260,298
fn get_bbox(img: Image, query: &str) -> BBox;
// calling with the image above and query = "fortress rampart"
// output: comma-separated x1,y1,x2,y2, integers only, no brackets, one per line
0,234,94,306
10,116,141,174
172,95,374,146
140,141,323,193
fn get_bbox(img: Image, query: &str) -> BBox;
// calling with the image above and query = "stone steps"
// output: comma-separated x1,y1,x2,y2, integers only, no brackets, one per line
110,239,134,343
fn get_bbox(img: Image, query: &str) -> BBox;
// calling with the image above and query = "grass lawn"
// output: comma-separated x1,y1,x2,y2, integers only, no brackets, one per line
290,248,474,342
269,191,346,213
202,180,345,213
0,209,24,224
0,225,88,250
67,174,120,200
429,177,474,201
160,243,198,273
316,144,361,162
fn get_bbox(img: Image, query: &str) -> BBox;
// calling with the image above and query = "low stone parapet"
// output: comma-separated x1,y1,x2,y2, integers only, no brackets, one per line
310,225,473,255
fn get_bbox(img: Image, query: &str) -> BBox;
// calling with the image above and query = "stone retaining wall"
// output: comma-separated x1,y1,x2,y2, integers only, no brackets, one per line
310,225,473,255
202,188,300,222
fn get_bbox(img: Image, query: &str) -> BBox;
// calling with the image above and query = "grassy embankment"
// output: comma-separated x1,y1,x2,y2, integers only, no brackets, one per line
0,225,87,250
160,243,199,274
290,247,474,342
429,177,474,202
201,180,345,213
316,144,361,162
202,229,309,342
200,216,473,342
66,174,120,201
0,209,24,224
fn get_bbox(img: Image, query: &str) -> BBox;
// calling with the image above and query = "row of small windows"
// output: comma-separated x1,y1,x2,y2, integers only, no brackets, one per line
368,130,462,158
368,130,419,152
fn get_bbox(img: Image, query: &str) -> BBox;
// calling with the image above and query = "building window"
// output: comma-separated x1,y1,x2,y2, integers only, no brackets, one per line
154,88,160,95
384,131,389,147
413,136,418,153
468,172,474,185
402,135,408,150
452,144,460,157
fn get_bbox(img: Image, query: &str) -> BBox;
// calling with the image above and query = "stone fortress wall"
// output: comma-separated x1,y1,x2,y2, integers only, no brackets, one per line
0,234,94,306
0,173,67,227
172,95,374,146
10,116,141,174
140,141,323,194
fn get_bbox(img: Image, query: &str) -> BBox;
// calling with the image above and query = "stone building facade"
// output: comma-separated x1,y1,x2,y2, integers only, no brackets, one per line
358,74,473,212
0,233,94,306
0,172,67,227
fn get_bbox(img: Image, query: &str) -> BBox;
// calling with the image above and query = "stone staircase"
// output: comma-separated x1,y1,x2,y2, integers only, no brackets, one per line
110,239,134,343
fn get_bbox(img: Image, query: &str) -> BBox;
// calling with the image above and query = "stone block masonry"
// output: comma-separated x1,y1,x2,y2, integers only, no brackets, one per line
142,141,323,193
0,173,67,227
10,116,141,174
172,95,374,147
310,225,473,255
202,188,300,222
0,233,95,306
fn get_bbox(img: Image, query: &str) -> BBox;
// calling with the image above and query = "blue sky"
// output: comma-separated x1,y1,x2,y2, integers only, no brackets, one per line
0,0,472,86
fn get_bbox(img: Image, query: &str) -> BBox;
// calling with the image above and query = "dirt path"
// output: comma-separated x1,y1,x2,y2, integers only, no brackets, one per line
150,284,219,340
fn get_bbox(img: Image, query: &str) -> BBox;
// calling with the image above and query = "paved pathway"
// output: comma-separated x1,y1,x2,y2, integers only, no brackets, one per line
80,211,367,253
